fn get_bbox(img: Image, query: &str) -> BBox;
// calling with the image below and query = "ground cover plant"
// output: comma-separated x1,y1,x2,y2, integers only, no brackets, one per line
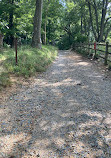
0,45,58,89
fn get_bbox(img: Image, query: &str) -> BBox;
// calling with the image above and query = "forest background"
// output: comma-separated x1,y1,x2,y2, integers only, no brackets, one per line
0,0,111,88
0,0,111,49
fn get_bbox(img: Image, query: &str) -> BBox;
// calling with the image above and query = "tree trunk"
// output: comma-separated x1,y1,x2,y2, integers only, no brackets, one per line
83,17,87,35
8,0,14,47
86,0,98,41
93,0,100,40
32,0,43,49
99,0,108,42
81,15,83,34
0,33,3,48
44,18,47,45
43,0,50,45
104,25,111,41
48,19,51,43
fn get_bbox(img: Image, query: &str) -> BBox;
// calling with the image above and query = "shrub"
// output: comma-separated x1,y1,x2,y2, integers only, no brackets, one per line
0,72,11,90
108,63,111,71
58,34,74,50
58,33,88,50
75,34,88,43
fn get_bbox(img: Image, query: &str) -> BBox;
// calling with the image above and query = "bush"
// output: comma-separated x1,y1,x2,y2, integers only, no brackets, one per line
0,72,11,90
58,34,74,50
58,33,88,50
75,34,88,43
108,63,111,71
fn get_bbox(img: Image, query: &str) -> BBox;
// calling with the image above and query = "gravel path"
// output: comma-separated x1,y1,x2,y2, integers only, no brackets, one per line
0,50,111,158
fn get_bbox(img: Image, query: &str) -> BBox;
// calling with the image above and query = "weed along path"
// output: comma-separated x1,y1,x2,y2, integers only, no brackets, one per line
0,50,111,158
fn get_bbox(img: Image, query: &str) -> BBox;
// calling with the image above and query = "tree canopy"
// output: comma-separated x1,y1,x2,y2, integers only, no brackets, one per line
0,0,111,49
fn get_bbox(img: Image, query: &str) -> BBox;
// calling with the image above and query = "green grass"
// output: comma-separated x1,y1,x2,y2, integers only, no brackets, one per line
92,44,111,58
75,43,111,63
0,72,11,90
0,45,58,89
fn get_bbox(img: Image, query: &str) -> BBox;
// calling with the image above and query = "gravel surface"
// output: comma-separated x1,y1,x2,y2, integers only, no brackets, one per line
0,50,111,158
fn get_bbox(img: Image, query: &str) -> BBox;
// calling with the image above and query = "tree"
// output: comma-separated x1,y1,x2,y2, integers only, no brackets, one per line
86,0,111,42
32,0,43,49
0,0,111,48
0,32,3,47
42,0,63,45
0,0,15,47
8,0,14,47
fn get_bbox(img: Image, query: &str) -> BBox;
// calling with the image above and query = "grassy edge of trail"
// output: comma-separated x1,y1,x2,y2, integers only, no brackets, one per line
0,45,58,90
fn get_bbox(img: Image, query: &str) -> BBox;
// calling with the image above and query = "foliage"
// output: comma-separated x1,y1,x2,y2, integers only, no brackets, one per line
3,45,58,78
60,0,111,46
42,0,64,45
0,0,35,46
108,63,111,70
58,34,72,50
74,34,88,43
0,72,11,90
85,0,111,42
0,0,111,49
58,32,88,50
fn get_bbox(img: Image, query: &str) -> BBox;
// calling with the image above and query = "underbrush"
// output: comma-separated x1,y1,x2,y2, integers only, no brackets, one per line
0,72,11,90
0,45,58,88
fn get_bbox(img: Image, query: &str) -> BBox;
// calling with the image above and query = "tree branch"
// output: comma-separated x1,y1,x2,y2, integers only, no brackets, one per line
64,27,73,38
93,0,100,38
104,16,111,27
104,25,111,41
99,0,108,41
86,0,97,41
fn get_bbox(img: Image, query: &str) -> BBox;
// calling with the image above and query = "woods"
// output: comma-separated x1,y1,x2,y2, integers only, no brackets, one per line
0,0,111,49
1,1,111,157
86,0,111,42
0,0,111,87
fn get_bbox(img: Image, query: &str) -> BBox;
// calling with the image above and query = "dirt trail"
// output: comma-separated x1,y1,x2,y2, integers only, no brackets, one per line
0,51,111,158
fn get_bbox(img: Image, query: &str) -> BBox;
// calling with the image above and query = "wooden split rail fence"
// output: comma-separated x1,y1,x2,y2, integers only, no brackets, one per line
73,42,111,65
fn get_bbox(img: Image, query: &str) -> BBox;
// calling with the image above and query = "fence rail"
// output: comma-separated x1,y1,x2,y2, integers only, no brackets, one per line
73,42,111,65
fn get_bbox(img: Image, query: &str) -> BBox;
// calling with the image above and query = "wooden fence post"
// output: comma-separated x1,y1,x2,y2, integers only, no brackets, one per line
80,42,82,53
88,43,90,55
104,42,109,65
73,43,75,50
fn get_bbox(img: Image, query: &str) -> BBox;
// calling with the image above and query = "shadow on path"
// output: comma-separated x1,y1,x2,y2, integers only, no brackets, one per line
0,51,111,158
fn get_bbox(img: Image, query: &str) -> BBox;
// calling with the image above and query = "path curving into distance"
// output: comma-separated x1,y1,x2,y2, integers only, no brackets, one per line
0,50,111,158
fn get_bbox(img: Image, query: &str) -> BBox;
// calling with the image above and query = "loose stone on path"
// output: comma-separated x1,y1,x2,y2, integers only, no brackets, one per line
0,50,111,158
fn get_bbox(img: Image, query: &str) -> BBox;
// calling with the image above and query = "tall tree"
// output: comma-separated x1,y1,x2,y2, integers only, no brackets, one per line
86,0,111,42
0,0,16,47
32,0,43,49
42,0,63,45
8,0,14,47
